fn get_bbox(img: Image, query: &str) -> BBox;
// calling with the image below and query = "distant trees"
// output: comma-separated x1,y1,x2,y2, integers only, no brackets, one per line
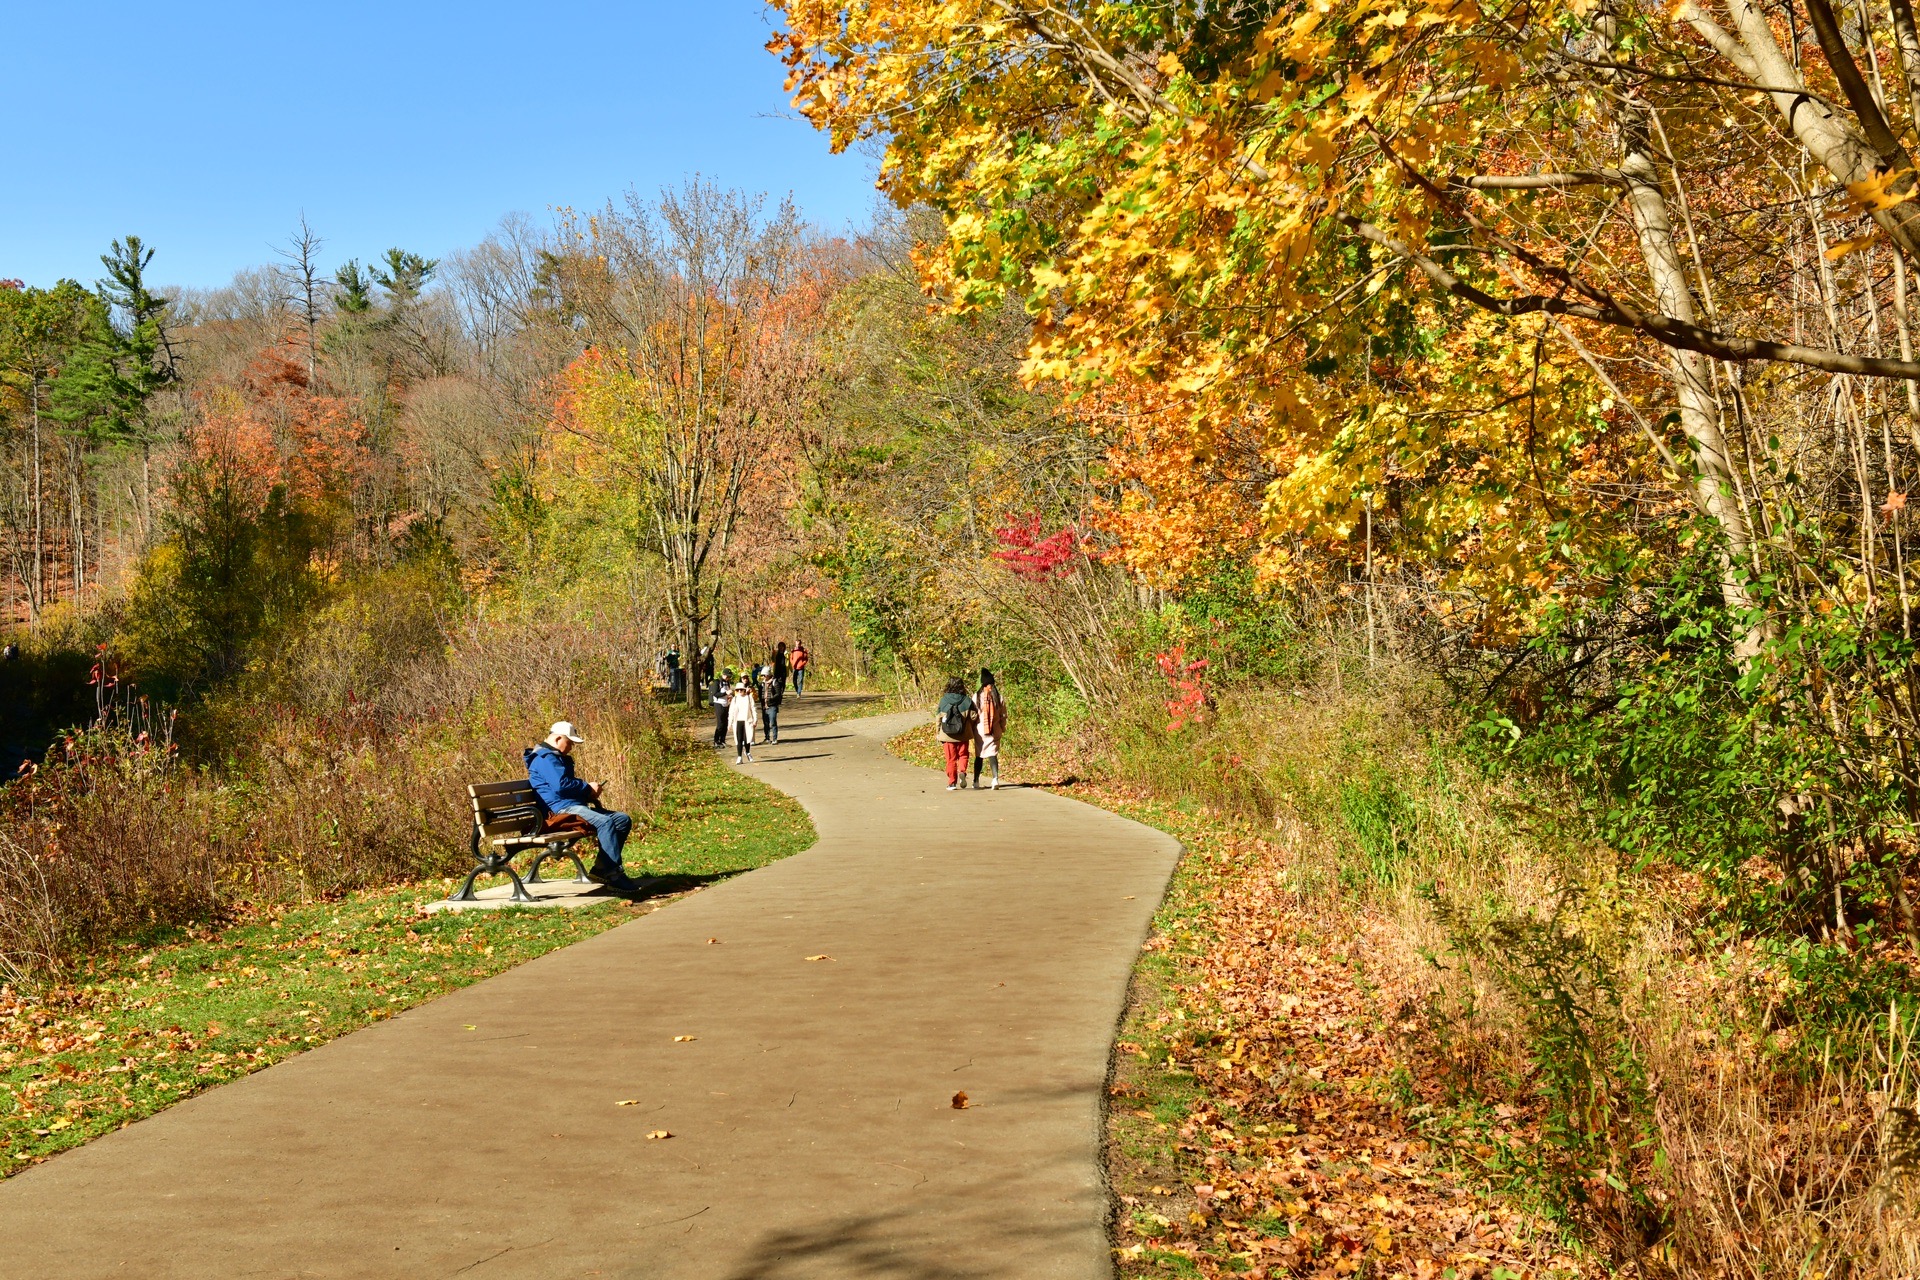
0,240,173,625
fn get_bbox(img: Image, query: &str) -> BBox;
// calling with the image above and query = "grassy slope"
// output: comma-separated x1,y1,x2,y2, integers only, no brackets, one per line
0,745,814,1174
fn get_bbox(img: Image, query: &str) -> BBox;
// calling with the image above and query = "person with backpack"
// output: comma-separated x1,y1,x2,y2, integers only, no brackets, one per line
727,677,760,764
759,664,785,744
973,668,1005,790
790,641,809,694
935,676,977,791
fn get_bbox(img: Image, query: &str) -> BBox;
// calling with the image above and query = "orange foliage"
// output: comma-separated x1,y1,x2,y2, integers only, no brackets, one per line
1086,378,1264,589
188,341,370,514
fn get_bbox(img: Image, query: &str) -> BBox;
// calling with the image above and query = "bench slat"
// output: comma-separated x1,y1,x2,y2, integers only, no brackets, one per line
474,800,541,819
480,815,541,837
470,780,536,800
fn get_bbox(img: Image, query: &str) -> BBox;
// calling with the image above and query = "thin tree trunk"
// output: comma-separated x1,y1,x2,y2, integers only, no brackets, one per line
1612,94,1765,654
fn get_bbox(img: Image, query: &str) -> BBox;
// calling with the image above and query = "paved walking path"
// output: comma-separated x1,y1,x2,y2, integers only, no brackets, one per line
0,698,1180,1279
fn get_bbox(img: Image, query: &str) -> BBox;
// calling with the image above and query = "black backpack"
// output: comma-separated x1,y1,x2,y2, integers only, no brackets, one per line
940,702,970,738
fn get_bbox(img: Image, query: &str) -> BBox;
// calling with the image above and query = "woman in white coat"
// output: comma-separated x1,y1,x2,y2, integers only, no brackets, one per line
726,677,760,764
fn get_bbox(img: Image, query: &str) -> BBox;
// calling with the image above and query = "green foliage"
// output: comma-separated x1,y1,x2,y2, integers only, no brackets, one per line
1337,764,1414,890
1135,561,1317,685
332,260,374,314
1427,891,1665,1252
1492,541,1920,1065
120,458,322,694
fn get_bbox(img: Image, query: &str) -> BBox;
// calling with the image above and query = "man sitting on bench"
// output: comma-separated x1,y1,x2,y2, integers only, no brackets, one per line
525,721,641,893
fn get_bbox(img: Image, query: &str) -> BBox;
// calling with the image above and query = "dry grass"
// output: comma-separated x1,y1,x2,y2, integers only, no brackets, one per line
0,601,679,989
1063,662,1920,1277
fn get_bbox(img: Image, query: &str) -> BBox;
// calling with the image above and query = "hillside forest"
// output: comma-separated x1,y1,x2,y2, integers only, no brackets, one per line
7,0,1920,1272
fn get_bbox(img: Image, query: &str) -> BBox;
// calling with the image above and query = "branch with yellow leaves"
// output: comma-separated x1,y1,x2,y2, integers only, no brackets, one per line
1346,217,1920,379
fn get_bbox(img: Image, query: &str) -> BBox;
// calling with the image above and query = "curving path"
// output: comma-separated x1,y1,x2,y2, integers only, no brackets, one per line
0,699,1180,1279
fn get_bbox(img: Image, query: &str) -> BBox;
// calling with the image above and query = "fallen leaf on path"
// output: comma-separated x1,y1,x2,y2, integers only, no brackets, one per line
646,1130,673,1139
674,1035,697,1042
616,1099,640,1106
463,1025,477,1030
705,938,720,944
952,1091,970,1109
805,954,833,962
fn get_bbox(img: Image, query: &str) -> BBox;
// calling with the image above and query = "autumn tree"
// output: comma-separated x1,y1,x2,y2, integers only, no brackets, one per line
546,182,815,707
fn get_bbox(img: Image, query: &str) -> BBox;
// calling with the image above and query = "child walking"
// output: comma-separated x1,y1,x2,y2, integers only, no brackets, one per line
727,678,759,764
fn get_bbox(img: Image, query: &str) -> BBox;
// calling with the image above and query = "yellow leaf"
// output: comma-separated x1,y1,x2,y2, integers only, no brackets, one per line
646,1129,673,1139
1825,231,1879,260
673,1035,697,1042
616,1099,640,1106
1847,168,1915,213
805,954,834,961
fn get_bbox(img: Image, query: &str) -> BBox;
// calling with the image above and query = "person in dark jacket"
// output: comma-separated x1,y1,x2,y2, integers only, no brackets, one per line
934,677,977,791
759,665,784,744
710,670,733,747
770,641,790,693
525,721,639,891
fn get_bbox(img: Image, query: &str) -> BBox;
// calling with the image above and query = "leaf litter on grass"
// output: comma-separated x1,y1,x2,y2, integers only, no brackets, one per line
1093,785,1591,1280
1,746,817,1175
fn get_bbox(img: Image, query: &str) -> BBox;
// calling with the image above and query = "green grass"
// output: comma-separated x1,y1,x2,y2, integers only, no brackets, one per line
0,747,814,1174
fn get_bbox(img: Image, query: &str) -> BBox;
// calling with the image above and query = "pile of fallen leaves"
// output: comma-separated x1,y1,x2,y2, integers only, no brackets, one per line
1096,794,1589,1279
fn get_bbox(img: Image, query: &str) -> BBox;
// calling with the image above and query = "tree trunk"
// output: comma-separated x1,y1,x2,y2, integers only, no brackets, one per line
1607,68,1766,655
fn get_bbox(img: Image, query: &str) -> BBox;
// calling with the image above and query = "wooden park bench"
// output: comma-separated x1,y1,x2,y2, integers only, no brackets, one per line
451,780,595,904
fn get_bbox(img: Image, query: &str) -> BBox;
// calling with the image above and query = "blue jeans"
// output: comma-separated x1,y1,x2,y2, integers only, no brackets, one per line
555,803,631,867
763,703,780,742
792,669,805,694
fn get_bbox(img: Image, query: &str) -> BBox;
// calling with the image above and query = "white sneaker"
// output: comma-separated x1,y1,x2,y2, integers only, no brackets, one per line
990,778,999,790
946,784,958,791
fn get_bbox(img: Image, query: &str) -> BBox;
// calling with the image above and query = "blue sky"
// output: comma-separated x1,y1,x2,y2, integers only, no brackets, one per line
2,1,878,290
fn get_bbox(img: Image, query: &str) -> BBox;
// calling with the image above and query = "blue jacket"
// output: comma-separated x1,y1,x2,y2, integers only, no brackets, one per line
525,744,595,811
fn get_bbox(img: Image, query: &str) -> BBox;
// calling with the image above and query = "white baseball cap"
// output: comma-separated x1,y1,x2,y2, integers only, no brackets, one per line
547,721,585,742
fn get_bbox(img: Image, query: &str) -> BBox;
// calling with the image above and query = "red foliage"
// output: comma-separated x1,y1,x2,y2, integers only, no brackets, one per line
1155,644,1210,732
992,512,1084,579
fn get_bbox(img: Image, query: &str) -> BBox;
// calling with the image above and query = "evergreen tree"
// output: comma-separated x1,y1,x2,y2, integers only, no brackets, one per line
333,260,374,314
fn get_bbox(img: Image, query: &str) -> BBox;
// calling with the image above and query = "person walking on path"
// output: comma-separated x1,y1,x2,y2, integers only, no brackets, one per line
759,664,785,744
710,670,732,748
790,641,809,694
525,722,641,891
973,669,1005,790
727,677,760,764
935,677,977,791
770,641,790,694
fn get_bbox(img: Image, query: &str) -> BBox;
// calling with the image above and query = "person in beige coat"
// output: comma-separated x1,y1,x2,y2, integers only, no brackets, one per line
973,668,1005,790
726,678,760,764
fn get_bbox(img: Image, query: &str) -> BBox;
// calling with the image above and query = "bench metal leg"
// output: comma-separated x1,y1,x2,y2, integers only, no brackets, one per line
447,852,537,905
449,864,487,903
527,841,593,886
560,842,591,884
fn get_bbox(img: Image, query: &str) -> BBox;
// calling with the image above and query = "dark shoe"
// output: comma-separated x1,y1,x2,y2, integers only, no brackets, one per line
586,856,619,886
